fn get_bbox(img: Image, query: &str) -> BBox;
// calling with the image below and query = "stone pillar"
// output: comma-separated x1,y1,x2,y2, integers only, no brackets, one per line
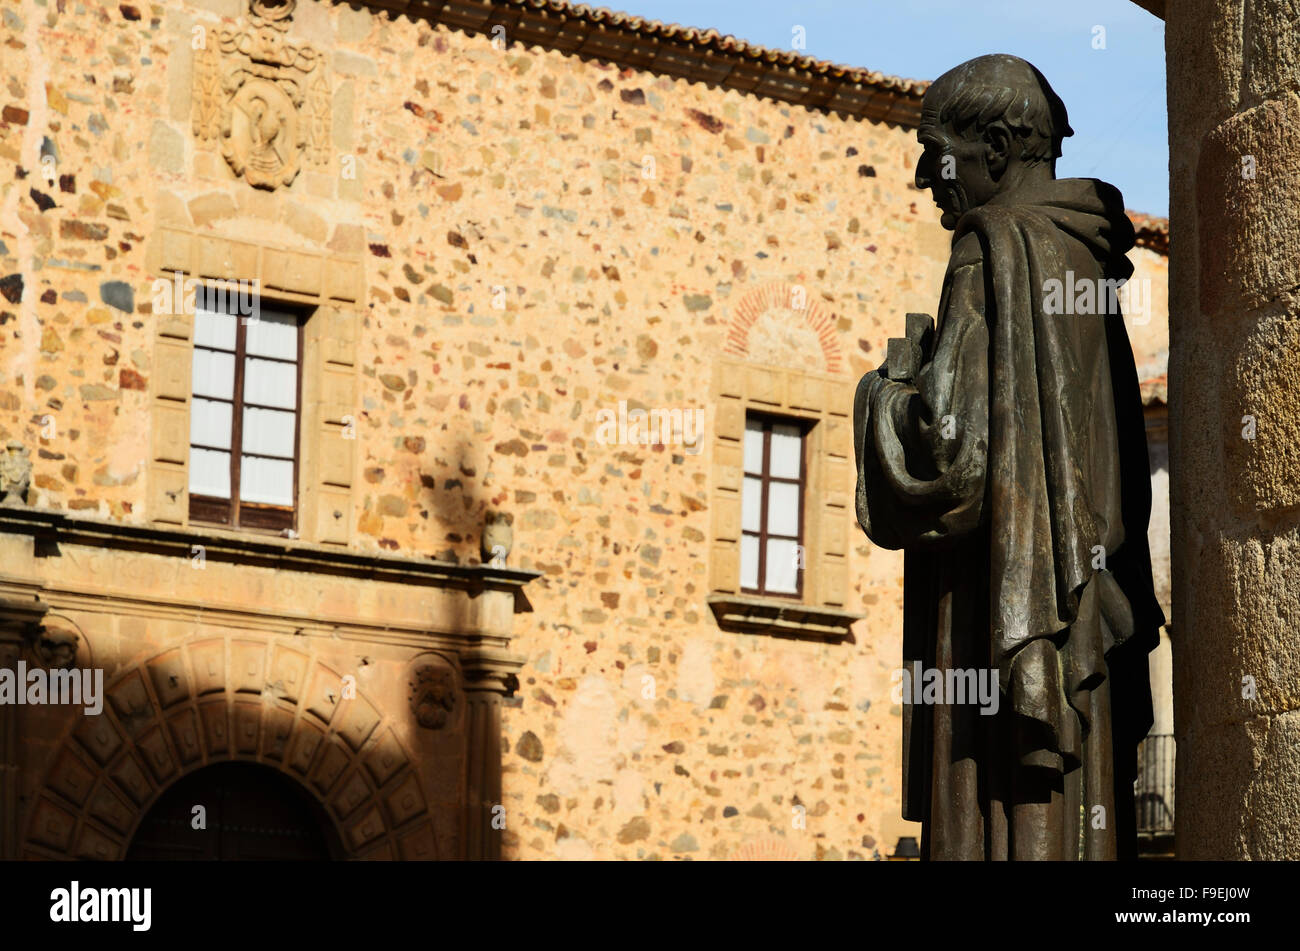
0,595,48,860
458,580,525,861
460,645,520,861
1166,0,1300,858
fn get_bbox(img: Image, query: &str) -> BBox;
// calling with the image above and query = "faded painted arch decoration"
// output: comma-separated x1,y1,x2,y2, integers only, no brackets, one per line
724,281,845,376
22,637,441,861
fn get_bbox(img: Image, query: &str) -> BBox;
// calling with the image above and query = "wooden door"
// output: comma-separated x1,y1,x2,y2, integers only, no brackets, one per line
126,762,337,861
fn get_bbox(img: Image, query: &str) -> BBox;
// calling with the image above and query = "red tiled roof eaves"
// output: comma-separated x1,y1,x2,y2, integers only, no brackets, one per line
363,0,929,126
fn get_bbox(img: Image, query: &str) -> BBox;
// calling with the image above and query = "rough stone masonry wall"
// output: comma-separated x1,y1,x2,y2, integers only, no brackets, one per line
0,0,950,860
1,0,158,517
0,0,1171,860
1167,0,1300,859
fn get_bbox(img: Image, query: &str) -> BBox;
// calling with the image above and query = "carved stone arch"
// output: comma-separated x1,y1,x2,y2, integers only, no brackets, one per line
21,635,440,861
724,281,845,375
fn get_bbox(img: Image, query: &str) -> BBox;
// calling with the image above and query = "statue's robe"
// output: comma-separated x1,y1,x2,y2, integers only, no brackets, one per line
854,178,1164,860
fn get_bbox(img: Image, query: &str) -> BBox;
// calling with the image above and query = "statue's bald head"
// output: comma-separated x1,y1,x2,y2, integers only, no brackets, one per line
922,54,1073,167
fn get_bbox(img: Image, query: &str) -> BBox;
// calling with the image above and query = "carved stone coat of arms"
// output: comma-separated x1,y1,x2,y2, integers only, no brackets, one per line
192,0,330,189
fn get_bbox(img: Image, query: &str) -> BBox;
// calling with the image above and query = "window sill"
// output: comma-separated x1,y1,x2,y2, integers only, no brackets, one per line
706,593,862,644
188,515,295,538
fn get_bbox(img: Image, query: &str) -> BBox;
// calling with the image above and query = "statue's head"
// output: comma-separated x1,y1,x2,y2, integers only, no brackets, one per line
915,54,1073,229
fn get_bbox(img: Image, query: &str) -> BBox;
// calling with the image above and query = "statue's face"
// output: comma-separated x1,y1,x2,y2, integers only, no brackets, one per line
914,118,1001,230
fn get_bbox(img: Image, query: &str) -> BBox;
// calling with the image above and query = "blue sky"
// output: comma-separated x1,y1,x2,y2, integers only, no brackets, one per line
619,0,1168,216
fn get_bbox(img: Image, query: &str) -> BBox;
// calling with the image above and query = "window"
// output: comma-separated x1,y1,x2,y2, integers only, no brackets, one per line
741,414,807,597
188,287,303,531
706,358,857,639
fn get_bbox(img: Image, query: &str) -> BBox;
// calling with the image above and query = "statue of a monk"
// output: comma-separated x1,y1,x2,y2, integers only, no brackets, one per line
854,54,1165,860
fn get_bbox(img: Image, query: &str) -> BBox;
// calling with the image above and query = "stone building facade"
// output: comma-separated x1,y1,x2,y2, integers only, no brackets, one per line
1,0,1171,860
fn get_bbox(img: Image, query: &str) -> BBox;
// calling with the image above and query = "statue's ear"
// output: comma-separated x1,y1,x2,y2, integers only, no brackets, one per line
983,121,1013,179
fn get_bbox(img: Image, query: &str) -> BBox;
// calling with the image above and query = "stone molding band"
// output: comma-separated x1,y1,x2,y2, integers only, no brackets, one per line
0,507,540,598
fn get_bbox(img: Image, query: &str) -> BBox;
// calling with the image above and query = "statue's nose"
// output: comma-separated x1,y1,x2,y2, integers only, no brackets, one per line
915,160,930,190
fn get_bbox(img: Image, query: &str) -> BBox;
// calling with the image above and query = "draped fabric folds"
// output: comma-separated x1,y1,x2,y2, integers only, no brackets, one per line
854,178,1164,860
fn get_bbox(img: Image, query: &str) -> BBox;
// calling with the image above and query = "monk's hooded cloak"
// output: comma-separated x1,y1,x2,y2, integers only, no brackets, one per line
854,177,1163,860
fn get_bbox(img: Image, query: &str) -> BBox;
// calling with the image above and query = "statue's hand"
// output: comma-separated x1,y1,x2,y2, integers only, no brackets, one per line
855,365,890,424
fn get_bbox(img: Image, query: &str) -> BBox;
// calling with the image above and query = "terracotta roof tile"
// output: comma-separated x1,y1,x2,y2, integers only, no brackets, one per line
1128,210,1170,255
380,0,929,124
1140,373,1168,406
534,2,929,94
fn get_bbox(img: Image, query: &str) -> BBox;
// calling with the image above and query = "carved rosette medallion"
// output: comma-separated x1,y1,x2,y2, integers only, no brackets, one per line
192,0,330,189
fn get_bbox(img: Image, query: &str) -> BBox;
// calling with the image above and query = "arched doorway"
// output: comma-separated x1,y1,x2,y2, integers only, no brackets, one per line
22,641,443,861
126,762,341,861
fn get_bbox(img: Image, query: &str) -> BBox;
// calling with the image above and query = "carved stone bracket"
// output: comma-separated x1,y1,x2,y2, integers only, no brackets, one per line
0,442,31,506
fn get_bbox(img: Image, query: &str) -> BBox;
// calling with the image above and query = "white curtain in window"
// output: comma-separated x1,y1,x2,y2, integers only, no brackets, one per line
189,447,231,498
768,424,802,479
189,398,232,450
242,406,295,457
765,538,799,593
194,308,236,350
743,417,764,473
242,357,296,409
766,482,800,537
191,349,235,400
245,312,298,360
740,534,760,590
240,456,294,506
742,476,762,533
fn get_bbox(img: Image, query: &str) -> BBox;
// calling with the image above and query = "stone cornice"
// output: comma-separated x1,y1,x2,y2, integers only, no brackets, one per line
0,593,47,643
357,0,928,127
0,506,540,607
0,577,511,655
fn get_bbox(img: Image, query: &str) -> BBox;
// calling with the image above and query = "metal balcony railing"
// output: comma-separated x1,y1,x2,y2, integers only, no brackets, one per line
1134,733,1175,836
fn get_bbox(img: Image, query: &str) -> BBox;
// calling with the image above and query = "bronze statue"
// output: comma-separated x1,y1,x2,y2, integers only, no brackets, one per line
854,54,1164,860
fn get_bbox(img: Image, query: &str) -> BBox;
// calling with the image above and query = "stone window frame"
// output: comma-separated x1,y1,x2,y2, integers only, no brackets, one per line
706,356,863,643
147,227,363,546
187,290,307,532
